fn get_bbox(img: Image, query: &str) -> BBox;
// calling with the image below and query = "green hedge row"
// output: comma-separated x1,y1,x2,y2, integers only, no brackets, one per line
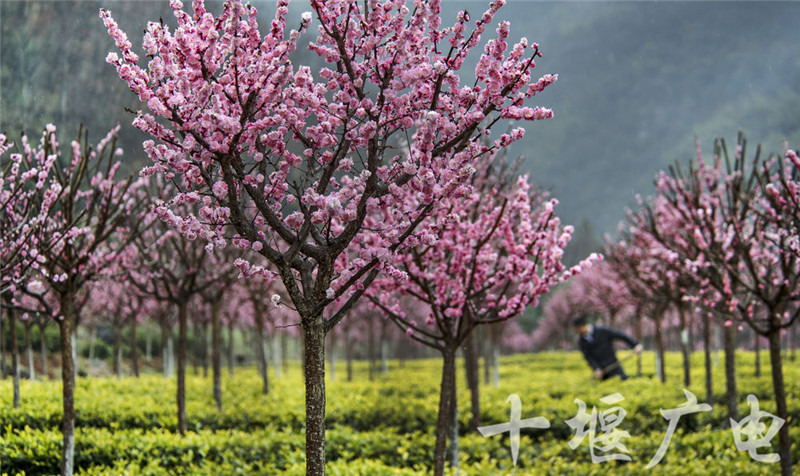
1,351,797,474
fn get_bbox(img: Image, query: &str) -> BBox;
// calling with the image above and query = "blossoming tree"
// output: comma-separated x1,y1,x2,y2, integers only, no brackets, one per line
0,128,64,407
102,0,557,472
23,125,142,476
368,161,595,474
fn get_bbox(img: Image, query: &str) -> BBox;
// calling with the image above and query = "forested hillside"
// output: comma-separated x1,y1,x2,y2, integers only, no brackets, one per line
2,1,799,232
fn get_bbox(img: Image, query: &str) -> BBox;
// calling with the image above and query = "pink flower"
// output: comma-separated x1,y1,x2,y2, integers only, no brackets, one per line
212,181,228,198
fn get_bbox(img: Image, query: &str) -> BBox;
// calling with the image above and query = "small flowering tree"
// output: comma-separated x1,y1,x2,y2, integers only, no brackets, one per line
0,132,61,290
124,206,224,435
23,125,142,476
102,0,557,472
532,287,581,350
369,164,594,475
637,134,797,475
0,128,64,407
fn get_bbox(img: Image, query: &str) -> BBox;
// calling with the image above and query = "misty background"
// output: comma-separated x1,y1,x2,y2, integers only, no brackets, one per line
2,0,799,260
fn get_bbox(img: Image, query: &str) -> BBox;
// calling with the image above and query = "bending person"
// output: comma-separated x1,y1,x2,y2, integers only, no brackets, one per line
572,315,642,380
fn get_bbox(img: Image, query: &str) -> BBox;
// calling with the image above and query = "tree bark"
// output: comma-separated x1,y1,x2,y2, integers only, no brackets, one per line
302,314,326,476
767,328,792,476
88,327,96,363
10,308,20,408
703,315,713,404
0,308,5,379
161,320,170,378
272,333,281,380
433,345,457,476
723,324,738,421
678,305,691,387
654,313,666,383
146,329,152,364
255,313,269,395
281,331,289,376
447,386,460,471
39,321,48,379
754,332,761,377
463,331,481,431
380,337,388,375
113,326,123,379
634,312,643,377
211,299,222,412
25,322,35,381
227,321,235,377
367,317,375,381
177,300,188,436
131,317,139,377
345,326,353,382
59,296,77,476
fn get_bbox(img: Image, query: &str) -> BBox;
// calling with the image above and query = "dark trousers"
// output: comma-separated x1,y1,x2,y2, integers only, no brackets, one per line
602,364,628,381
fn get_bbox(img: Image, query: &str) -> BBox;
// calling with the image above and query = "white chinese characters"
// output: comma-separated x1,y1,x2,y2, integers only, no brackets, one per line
479,390,785,468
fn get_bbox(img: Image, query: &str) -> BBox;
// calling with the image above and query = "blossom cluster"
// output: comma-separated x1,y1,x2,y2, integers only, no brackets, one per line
101,0,557,316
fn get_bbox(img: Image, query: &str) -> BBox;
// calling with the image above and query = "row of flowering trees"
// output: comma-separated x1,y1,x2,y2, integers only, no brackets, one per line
537,132,798,476
0,1,590,475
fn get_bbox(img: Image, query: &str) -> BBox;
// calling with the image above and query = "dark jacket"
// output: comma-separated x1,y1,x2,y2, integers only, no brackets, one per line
578,325,638,371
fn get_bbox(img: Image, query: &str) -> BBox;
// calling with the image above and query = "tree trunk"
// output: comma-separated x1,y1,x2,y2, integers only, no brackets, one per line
25,322,35,381
654,315,666,384
302,314,326,476
146,329,152,364
679,305,691,387
281,331,288,376
161,320,173,378
380,339,388,375
634,313,643,377
368,318,375,381
754,332,761,378
39,321,48,379
88,327,96,363
433,345,457,476
703,315,713,404
447,386,460,471
113,326,123,379
345,326,353,382
0,309,5,379
131,318,139,377
255,314,269,395
167,330,175,377
723,324,738,420
211,299,223,412
463,331,481,431
227,321,235,377
161,321,169,378
59,296,77,476
272,333,281,380
10,308,20,408
177,300,188,436
767,328,792,476
492,344,500,388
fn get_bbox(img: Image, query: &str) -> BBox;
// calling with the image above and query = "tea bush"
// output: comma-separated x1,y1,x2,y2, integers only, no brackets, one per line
0,351,797,474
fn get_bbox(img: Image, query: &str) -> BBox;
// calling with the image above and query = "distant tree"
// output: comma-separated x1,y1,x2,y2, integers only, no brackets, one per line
643,133,798,475
370,162,591,475
563,218,603,267
22,125,142,476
